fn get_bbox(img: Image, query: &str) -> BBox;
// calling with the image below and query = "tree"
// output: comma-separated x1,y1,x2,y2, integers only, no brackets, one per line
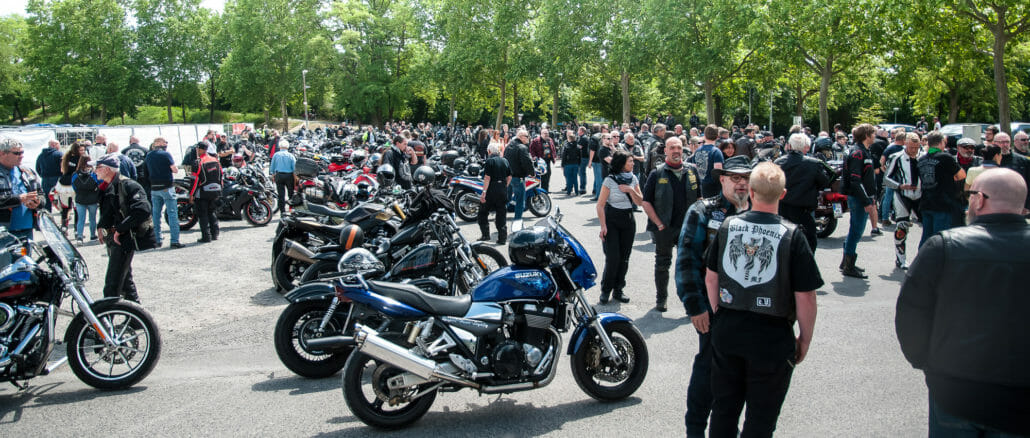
134,0,202,123
0,16,32,124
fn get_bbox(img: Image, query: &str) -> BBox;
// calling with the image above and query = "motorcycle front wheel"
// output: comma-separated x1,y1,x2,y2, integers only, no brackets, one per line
815,214,837,238
299,259,339,284
342,351,437,429
454,190,480,222
527,192,552,217
65,300,162,390
570,321,648,401
273,300,351,378
245,199,273,226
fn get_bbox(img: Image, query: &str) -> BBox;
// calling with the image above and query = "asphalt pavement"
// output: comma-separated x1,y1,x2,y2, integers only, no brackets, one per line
0,190,928,437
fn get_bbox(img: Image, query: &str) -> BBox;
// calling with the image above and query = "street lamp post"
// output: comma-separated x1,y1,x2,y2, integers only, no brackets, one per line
893,107,900,124
302,69,310,130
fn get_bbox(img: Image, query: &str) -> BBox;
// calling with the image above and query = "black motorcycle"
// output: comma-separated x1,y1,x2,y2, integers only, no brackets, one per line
174,174,274,230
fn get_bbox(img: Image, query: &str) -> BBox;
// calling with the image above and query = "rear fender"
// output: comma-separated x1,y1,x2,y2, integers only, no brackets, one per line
566,312,633,355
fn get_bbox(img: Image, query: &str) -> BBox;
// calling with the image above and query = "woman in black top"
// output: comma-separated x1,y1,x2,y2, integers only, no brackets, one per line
561,131,581,195
71,156,100,242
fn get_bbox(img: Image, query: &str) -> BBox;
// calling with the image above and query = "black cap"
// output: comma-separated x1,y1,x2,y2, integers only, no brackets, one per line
716,155,752,175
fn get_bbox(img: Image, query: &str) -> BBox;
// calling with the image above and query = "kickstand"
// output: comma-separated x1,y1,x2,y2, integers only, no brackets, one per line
10,380,28,391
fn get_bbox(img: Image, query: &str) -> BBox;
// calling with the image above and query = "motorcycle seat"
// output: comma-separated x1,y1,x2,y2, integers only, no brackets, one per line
366,280,471,317
305,202,350,219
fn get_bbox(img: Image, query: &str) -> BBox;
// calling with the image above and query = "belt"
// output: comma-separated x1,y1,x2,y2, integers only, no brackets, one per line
276,172,294,176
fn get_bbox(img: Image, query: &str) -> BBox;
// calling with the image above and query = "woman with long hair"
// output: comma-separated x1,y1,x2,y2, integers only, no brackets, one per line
595,150,643,304
54,141,85,232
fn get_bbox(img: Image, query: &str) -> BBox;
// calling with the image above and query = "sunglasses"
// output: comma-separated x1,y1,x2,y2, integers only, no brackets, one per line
958,145,975,150
4,150,24,156
727,174,750,183
967,190,989,200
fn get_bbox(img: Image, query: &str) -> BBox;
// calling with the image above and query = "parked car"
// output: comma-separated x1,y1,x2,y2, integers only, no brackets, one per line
992,122,1030,136
877,123,917,137
940,123,990,149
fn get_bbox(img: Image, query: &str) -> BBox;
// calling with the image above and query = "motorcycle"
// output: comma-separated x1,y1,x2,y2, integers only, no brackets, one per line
814,160,848,238
173,174,274,229
450,159,553,222
330,210,648,428
0,215,161,389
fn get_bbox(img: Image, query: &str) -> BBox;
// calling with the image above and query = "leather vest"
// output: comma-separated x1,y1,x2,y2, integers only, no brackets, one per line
716,212,797,320
653,164,699,228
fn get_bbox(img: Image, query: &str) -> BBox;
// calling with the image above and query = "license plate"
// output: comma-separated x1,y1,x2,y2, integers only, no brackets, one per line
832,203,843,218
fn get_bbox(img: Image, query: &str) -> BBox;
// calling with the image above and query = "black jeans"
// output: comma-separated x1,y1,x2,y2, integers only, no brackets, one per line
540,159,552,191
195,197,219,240
274,173,295,213
685,330,714,437
779,204,817,253
478,193,507,238
600,205,634,295
650,227,678,304
104,244,139,302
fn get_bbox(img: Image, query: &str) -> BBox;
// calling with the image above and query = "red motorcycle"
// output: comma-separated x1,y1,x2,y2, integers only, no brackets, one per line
814,160,848,238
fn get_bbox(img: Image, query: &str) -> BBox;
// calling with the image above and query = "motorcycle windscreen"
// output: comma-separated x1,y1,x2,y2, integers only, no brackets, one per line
470,266,556,302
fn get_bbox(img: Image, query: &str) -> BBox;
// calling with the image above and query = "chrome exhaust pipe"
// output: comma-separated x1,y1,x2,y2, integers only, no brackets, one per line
353,324,478,388
283,239,317,264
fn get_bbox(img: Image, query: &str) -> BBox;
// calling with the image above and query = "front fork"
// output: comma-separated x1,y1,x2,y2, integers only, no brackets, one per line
67,283,119,347
573,288,624,366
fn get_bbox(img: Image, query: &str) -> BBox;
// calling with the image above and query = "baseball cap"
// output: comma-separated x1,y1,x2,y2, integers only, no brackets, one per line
88,153,120,169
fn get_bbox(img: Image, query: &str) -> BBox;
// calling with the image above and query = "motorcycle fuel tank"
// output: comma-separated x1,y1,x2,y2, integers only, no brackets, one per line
388,243,438,278
471,266,556,302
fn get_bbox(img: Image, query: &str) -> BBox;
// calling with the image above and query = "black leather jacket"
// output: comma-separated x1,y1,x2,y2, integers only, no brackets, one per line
775,151,835,209
896,214,1030,386
842,144,876,205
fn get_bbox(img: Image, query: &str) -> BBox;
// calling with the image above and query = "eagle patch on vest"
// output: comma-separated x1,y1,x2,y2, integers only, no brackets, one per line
723,221,787,287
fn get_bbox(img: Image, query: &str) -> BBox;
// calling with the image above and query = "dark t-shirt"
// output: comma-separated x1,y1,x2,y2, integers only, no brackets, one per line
482,155,511,202
217,141,234,167
145,150,175,189
598,146,614,178
589,134,602,163
918,151,962,212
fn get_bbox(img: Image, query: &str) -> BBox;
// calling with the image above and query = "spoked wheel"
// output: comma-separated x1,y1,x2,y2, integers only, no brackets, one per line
454,190,480,222
273,300,352,378
470,244,507,274
273,253,311,293
245,200,273,226
341,351,438,429
65,300,162,390
570,321,648,401
527,192,552,217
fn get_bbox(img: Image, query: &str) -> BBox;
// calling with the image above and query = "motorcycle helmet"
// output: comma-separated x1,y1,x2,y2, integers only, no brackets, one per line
338,224,366,250
535,158,547,176
377,164,396,186
508,226,551,268
413,165,436,186
369,152,382,167
231,154,245,167
466,162,483,177
355,181,372,202
441,150,460,166
340,183,358,204
453,157,468,172
351,150,368,168
341,148,353,163
335,247,384,275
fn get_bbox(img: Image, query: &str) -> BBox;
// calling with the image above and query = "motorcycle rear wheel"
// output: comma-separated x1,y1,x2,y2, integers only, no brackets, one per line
454,190,480,222
815,214,837,238
571,321,648,401
65,300,162,390
342,351,438,429
245,200,273,226
273,252,311,293
273,300,351,378
527,192,552,217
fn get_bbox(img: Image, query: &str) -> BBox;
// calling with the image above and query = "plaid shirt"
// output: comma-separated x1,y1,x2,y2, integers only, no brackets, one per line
674,194,742,316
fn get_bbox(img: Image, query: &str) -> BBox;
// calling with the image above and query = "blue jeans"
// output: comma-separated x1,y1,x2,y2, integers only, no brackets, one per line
592,162,603,199
75,203,98,239
563,164,579,194
41,176,59,212
879,187,895,221
920,210,953,248
151,188,181,244
510,177,526,220
578,158,589,192
844,196,868,256
929,398,1023,438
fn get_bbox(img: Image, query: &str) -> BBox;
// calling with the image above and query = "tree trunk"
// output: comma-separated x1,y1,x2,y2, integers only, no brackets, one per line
167,92,174,124
552,85,560,129
795,84,804,117
263,108,270,126
621,69,631,126
992,31,1011,134
63,106,70,123
818,60,833,133
714,94,723,128
100,104,107,124
182,104,187,123
948,86,959,124
513,82,519,126
121,113,125,124
703,80,716,128
495,77,507,129
13,101,22,124
41,100,47,119
209,78,216,123
281,98,289,133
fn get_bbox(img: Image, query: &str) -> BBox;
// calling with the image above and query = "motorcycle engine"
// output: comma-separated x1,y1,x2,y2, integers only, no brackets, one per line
490,341,526,380
0,302,17,334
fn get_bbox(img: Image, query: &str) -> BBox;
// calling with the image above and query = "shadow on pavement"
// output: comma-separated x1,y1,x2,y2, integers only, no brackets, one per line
633,310,688,339
830,279,869,297
251,287,287,307
321,396,643,436
2,384,148,421
251,373,339,396
878,269,906,283
633,242,655,252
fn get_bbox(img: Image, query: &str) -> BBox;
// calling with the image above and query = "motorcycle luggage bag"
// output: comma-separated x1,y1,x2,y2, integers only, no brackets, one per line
294,157,320,179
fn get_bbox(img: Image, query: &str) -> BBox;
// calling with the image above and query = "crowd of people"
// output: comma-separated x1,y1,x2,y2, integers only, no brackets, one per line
1,113,1027,436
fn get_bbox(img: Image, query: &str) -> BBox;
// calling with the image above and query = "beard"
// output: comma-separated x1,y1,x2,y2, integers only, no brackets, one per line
731,191,749,206
966,207,977,224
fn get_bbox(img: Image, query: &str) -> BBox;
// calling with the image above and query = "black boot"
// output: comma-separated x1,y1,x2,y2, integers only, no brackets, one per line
655,299,668,312
599,290,610,304
612,291,630,303
497,230,507,245
841,254,868,279
839,255,865,272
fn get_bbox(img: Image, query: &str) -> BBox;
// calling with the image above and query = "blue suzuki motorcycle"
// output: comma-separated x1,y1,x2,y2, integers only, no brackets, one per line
331,210,648,429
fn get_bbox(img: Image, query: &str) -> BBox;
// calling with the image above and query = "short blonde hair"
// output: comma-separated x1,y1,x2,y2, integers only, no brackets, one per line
749,162,786,204
905,132,921,143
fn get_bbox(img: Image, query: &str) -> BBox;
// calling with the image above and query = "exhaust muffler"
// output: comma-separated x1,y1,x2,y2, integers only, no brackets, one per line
283,239,317,264
353,324,477,388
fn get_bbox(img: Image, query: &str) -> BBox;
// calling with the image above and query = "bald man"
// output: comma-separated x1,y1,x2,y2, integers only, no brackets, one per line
896,168,1030,436
996,132,1030,212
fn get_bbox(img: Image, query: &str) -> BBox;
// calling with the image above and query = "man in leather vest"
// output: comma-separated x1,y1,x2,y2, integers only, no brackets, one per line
896,168,1030,437
675,154,751,438
704,162,822,438
642,137,701,312
774,133,835,252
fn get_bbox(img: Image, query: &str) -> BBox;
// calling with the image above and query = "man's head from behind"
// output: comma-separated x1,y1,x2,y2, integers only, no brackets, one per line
749,162,786,206
967,168,1028,223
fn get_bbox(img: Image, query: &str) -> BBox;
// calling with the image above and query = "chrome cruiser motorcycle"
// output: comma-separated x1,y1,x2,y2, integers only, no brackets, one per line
333,211,648,429
0,214,161,390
